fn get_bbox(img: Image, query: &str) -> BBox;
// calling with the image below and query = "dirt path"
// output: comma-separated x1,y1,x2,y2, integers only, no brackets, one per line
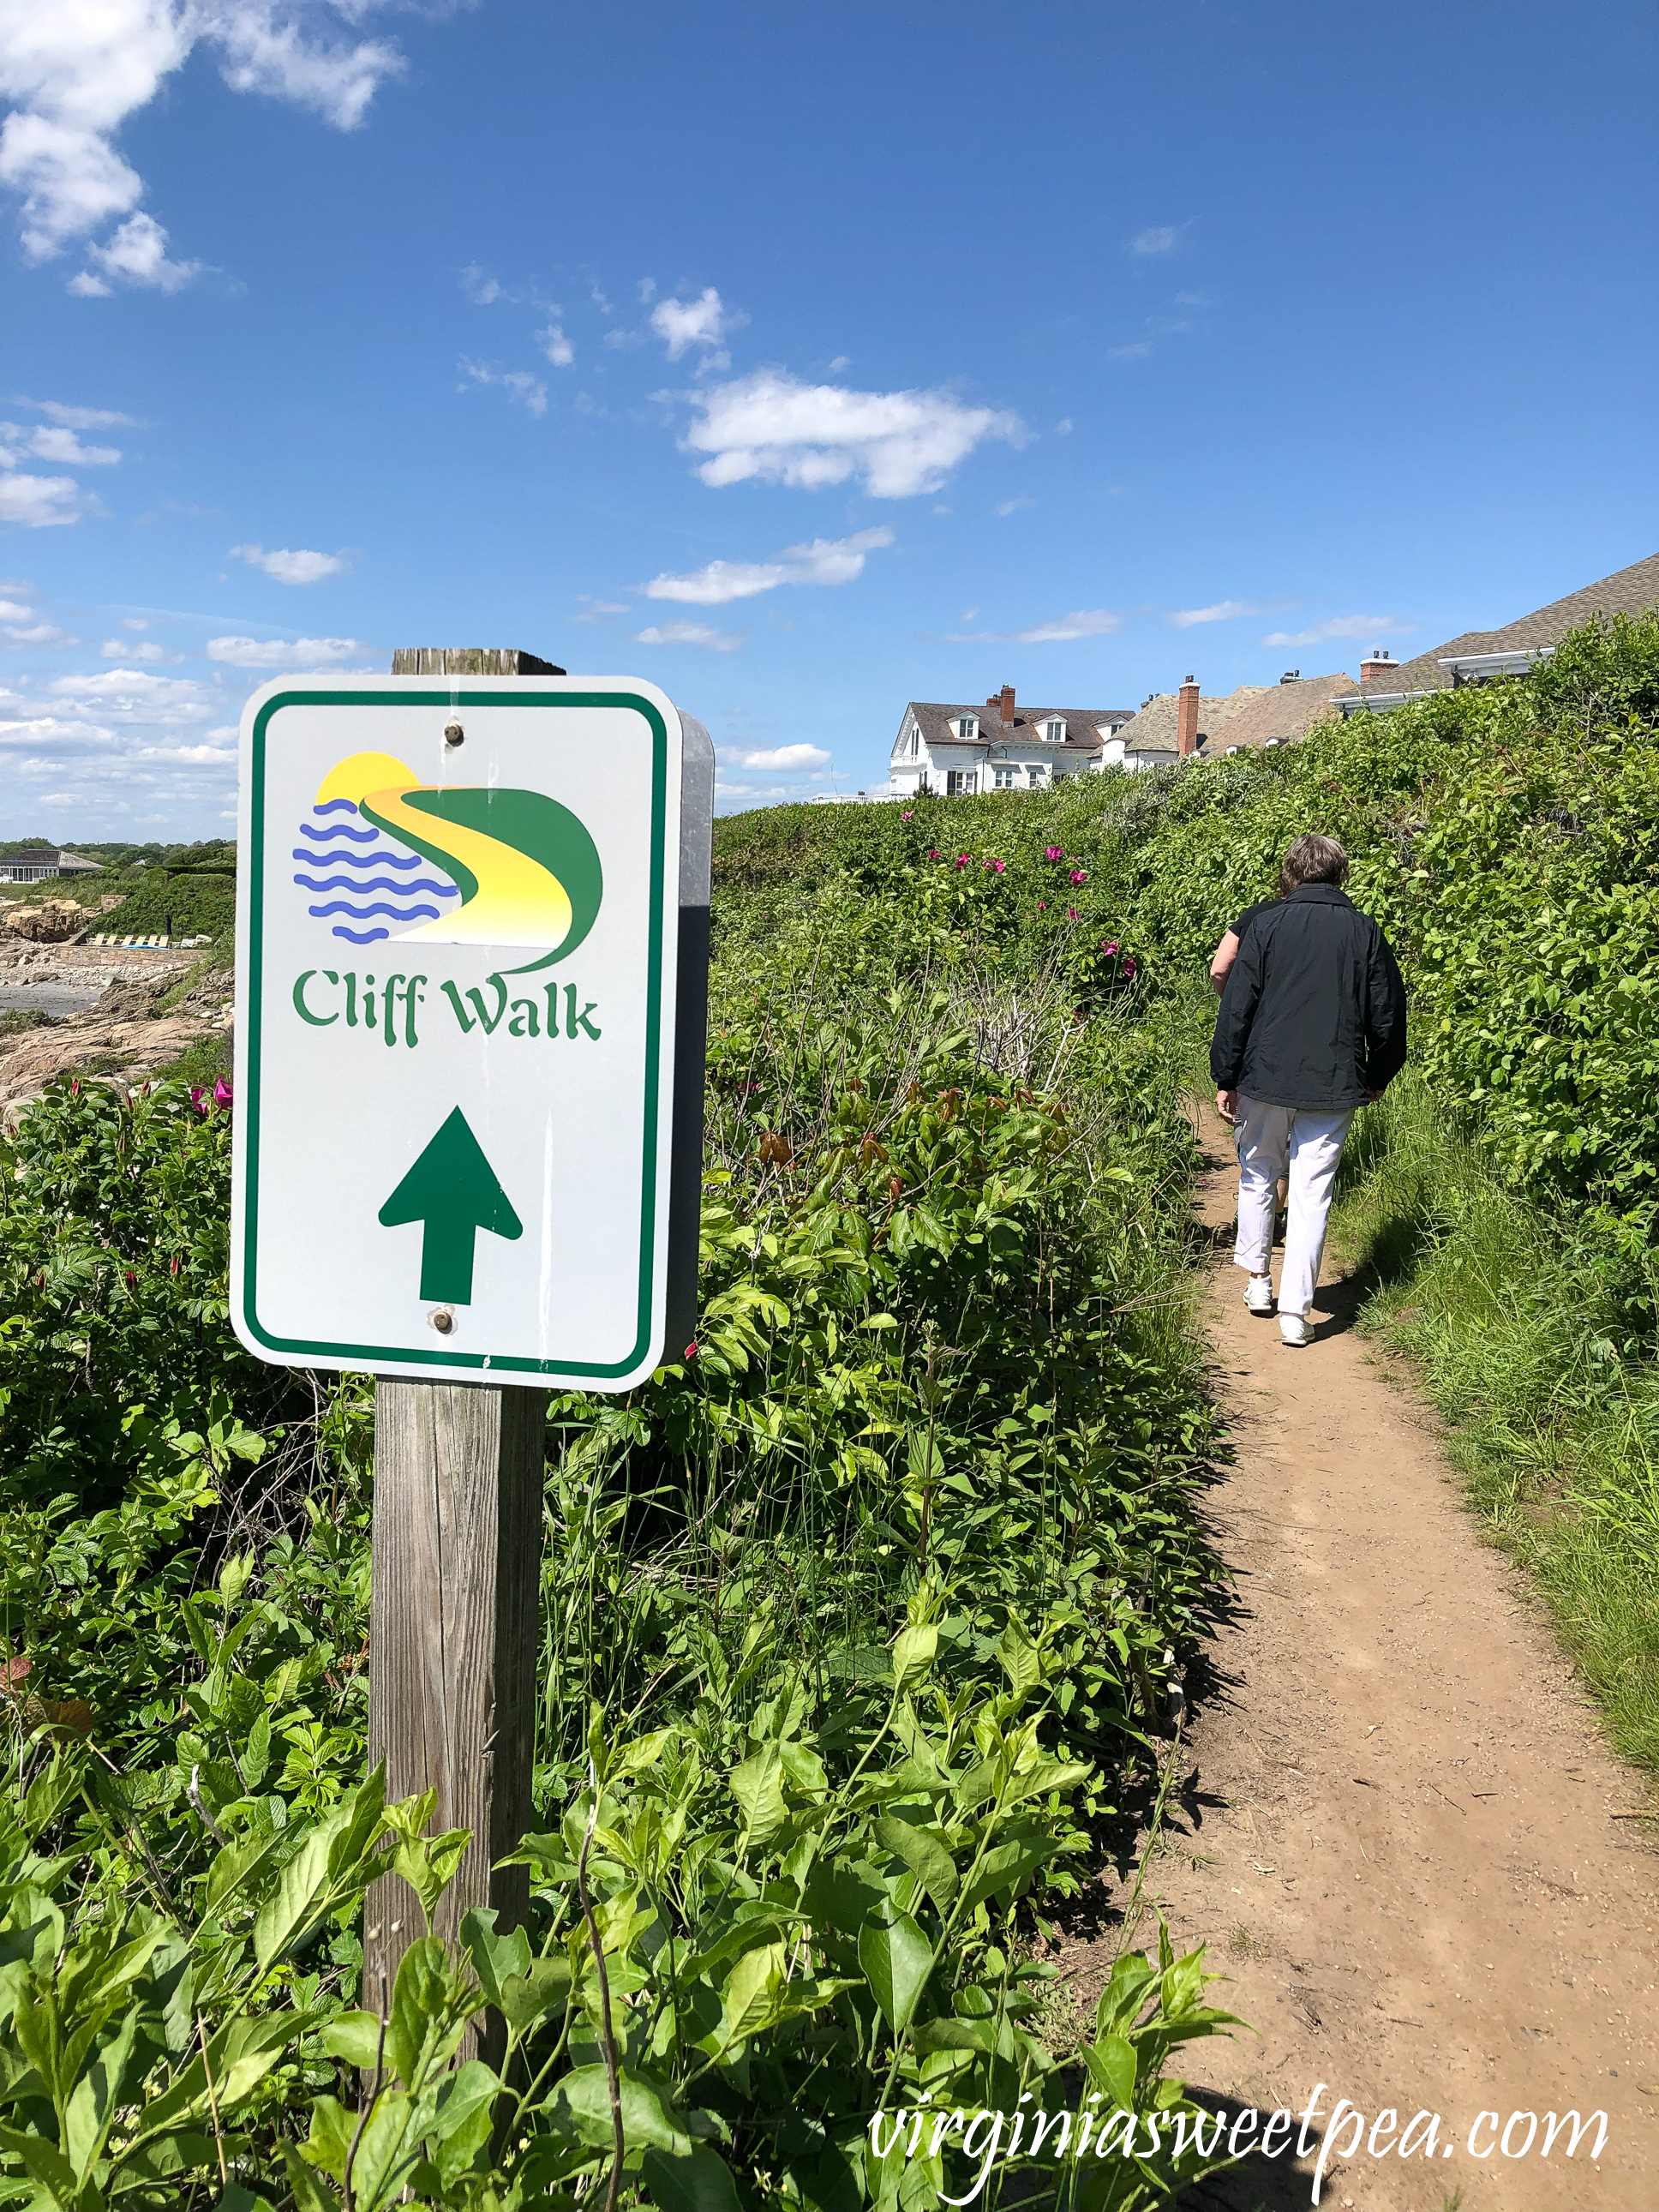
1064,1111,1657,2209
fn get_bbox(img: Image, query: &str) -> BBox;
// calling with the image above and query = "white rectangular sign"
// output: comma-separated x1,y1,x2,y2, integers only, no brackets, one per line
231,674,683,1388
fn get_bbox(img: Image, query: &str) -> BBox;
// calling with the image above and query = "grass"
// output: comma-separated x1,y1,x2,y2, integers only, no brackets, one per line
1329,1072,1659,1774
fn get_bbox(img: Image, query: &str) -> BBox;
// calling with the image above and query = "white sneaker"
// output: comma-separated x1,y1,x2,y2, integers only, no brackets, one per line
1243,1276,1275,1315
1279,1313,1313,1347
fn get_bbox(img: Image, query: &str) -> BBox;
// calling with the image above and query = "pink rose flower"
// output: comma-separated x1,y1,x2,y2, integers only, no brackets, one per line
955,854,970,869
1069,868,1086,885
901,810,913,819
1067,907,1079,920
1101,939,1119,956
1045,845,1063,861
927,847,940,860
1123,957,1137,977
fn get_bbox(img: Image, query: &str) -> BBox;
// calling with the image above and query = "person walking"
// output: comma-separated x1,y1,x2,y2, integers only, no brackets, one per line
1210,833,1407,1346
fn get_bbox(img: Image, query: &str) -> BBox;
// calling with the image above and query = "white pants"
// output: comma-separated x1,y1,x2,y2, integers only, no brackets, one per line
1232,1095,1355,1319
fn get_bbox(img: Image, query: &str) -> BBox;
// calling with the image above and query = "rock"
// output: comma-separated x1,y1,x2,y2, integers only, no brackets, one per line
0,958,230,1118
2,900,89,944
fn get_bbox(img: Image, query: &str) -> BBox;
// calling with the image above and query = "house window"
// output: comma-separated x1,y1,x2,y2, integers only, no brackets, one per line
956,715,978,741
992,764,1018,788
1044,719,1065,743
946,770,973,795
1027,764,1047,787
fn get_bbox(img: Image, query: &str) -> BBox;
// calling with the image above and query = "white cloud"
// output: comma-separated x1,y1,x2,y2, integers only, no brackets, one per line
206,633,366,667
33,400,135,429
1108,342,1152,363
633,620,745,652
650,285,744,362
5,621,77,644
458,357,548,415
101,636,175,660
0,684,239,829
682,370,1023,499
0,471,83,526
0,419,121,464
1170,599,1260,626
1055,417,1073,435
1130,225,1180,255
738,743,829,770
644,526,894,607
573,596,630,620
1015,608,1122,644
229,542,348,584
49,667,213,722
121,614,147,628
0,710,117,757
0,598,33,620
538,322,573,368
1261,614,1409,645
995,495,1034,518
950,608,1123,645
69,209,199,294
0,1,406,281
459,264,502,303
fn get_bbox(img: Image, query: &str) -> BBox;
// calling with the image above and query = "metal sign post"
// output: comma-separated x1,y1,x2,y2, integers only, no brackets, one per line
232,649,712,2033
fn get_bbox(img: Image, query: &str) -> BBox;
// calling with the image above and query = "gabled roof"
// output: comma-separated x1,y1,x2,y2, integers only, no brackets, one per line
1357,550,1659,699
1197,672,1358,755
897,701,1135,757
1111,684,1271,755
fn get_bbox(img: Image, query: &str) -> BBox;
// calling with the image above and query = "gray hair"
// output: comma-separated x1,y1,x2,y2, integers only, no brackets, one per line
1278,833,1350,897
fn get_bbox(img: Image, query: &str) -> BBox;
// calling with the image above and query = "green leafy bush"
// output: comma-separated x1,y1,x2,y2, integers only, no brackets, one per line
1,818,1232,2205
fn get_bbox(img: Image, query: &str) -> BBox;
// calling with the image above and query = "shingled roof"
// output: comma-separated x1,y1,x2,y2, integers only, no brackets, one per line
902,700,1135,758
1197,672,1359,755
1356,550,1659,699
1111,684,1270,755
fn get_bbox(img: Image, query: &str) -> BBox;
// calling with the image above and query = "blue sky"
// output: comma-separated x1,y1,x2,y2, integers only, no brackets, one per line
3,0,1656,834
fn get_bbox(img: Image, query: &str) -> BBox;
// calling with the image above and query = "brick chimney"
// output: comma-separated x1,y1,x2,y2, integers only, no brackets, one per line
1177,675,1201,758
985,684,1015,726
1360,648,1397,684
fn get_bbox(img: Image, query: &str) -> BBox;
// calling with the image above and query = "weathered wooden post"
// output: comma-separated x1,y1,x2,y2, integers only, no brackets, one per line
230,645,712,2052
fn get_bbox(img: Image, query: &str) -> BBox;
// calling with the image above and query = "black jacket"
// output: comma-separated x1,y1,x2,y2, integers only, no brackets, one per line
1210,884,1407,1111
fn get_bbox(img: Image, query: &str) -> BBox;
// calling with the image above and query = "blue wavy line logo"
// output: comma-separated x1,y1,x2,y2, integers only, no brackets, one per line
291,798,463,944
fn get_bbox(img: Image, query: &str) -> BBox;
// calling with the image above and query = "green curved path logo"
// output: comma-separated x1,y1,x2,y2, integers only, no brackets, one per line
301,750,603,961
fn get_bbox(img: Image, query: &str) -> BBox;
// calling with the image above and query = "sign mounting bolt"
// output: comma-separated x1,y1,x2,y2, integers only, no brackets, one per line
443,721,464,746
430,1308,456,1334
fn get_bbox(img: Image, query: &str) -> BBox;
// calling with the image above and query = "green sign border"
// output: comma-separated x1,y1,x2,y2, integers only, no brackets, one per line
239,688,669,1379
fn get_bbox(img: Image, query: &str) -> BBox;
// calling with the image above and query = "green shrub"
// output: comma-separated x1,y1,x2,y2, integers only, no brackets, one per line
97,866,237,940
0,823,1232,2206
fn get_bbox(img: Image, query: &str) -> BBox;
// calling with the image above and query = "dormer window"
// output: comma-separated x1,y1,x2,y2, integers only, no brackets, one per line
955,715,979,742
1043,718,1066,743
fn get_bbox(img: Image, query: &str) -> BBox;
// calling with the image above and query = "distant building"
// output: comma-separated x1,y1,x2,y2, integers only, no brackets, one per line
0,848,104,884
1196,670,1361,756
1335,550,1659,717
889,686,1136,796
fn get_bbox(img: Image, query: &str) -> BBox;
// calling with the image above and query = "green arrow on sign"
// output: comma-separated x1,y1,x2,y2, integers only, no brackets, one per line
378,1106,524,1304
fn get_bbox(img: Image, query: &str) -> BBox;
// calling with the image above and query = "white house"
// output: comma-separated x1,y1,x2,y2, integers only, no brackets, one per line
0,848,104,884
889,686,1139,796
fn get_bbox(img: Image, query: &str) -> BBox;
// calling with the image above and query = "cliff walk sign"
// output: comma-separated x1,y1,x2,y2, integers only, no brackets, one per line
231,671,712,1388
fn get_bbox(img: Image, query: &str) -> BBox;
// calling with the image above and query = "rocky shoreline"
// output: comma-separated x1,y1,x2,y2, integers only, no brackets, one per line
0,940,234,1122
